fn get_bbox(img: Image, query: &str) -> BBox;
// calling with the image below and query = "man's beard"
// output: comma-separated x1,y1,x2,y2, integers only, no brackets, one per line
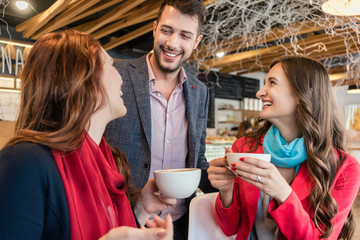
153,46,187,73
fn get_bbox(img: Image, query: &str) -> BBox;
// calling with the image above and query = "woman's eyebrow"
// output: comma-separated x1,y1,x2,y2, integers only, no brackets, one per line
266,77,278,82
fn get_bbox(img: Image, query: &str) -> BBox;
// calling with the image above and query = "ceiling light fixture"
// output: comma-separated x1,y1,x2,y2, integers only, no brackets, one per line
216,51,225,58
15,0,29,11
322,0,360,16
0,39,33,48
347,85,360,94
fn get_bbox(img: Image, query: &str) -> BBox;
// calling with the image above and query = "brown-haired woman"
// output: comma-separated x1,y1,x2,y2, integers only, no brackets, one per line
0,30,174,240
208,56,360,239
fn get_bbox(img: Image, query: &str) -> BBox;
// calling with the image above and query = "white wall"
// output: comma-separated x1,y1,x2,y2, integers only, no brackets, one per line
0,90,20,121
332,85,360,117
333,85,360,162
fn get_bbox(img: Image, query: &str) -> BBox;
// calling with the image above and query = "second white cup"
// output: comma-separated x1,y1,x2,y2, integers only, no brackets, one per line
227,153,271,166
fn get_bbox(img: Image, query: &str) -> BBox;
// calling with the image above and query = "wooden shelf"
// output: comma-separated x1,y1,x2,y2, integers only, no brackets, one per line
218,121,242,124
218,108,242,111
217,109,260,125
218,108,261,114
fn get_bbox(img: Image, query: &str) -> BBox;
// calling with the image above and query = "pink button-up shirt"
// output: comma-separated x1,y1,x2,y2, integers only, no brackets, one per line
146,53,188,221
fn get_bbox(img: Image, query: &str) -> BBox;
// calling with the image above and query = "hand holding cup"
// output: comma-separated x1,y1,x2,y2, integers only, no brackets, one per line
154,168,201,199
229,153,292,203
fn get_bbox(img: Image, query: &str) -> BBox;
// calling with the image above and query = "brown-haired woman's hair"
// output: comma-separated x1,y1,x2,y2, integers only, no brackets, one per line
246,56,353,239
6,30,139,204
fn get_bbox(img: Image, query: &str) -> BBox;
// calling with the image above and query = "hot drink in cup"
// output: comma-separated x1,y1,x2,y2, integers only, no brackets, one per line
227,153,271,167
154,168,201,198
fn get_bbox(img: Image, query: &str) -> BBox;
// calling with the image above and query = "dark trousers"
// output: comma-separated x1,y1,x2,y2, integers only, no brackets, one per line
173,211,189,240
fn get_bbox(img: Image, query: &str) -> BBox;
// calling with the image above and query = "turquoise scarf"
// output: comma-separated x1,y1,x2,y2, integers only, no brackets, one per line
263,125,307,174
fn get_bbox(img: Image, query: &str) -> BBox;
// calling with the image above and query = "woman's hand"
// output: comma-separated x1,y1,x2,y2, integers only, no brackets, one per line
99,214,173,240
134,178,176,225
207,147,236,207
232,157,293,203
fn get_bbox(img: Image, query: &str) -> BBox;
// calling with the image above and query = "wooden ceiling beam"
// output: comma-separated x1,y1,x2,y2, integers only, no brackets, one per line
103,22,153,50
233,41,357,75
236,38,353,71
200,45,282,69
73,0,145,34
331,77,360,86
203,0,217,5
193,17,343,61
222,46,331,73
92,0,161,39
328,66,347,74
16,0,72,36
217,37,354,75
67,0,125,25
28,0,125,39
93,14,156,40
30,0,102,40
207,30,354,70
232,47,356,75
93,14,156,39
330,72,347,82
231,17,350,52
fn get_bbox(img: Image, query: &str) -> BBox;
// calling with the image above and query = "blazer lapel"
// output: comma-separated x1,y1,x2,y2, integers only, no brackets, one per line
183,78,198,168
127,57,152,149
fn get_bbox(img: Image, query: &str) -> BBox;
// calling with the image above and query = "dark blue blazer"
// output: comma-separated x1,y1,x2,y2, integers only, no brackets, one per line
0,142,70,240
105,56,215,193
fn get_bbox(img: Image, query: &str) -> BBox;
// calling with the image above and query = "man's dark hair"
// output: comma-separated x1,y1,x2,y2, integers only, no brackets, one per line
156,0,205,35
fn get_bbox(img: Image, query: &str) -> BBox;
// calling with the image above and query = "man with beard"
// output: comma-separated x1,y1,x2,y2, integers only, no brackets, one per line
104,0,216,239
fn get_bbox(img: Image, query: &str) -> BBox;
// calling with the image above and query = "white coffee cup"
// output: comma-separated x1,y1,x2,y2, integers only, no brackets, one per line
244,98,249,110
249,98,254,110
154,168,201,198
226,153,271,166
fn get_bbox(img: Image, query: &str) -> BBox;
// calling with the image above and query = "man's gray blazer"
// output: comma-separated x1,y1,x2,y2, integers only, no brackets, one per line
104,56,215,193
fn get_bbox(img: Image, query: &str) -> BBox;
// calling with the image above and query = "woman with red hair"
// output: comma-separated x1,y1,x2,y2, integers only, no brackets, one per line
0,30,174,240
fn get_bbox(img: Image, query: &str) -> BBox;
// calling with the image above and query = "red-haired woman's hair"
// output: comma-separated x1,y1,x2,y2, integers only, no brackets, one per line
9,30,104,151
6,30,139,204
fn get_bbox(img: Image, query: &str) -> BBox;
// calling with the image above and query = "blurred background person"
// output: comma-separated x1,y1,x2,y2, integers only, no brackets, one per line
236,120,253,139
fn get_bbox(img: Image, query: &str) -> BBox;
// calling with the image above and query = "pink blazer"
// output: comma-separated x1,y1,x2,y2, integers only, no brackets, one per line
215,137,360,240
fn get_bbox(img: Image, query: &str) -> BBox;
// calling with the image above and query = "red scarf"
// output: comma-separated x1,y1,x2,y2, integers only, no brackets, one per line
52,135,136,240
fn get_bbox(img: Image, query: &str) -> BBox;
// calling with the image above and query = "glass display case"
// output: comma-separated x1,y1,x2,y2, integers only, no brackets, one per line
205,142,233,162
